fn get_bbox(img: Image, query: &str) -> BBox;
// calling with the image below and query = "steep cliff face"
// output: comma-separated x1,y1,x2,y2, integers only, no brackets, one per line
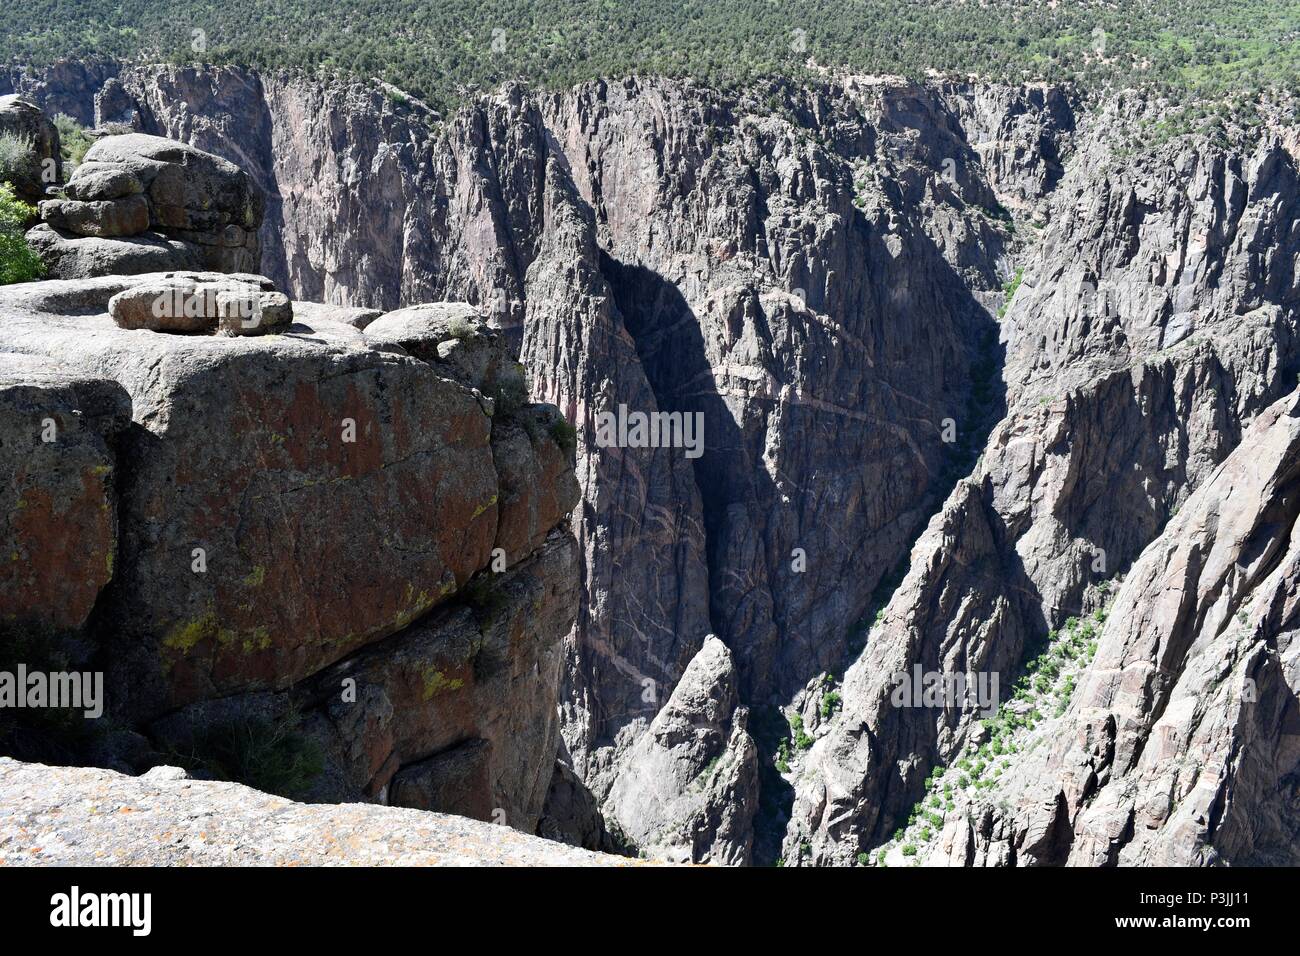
785,97,1300,864
917,390,1300,866
8,62,1299,866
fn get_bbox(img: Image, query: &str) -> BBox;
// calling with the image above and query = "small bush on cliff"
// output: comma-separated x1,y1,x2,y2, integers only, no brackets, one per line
178,707,324,800
549,416,578,454
53,113,93,167
0,182,44,285
446,314,475,340
0,132,36,187
491,368,530,419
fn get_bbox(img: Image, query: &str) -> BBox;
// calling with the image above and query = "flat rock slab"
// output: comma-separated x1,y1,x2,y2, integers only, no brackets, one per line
25,224,205,280
40,195,151,238
0,758,633,866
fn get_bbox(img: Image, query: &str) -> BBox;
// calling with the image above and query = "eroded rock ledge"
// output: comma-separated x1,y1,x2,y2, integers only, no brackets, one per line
0,758,631,866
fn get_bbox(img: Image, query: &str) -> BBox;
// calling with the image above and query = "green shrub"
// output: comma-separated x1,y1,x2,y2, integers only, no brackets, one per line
790,713,813,750
492,366,530,418
820,689,841,719
549,416,578,454
0,182,43,285
178,707,324,800
775,738,791,773
53,113,93,167
996,267,1024,319
0,132,36,188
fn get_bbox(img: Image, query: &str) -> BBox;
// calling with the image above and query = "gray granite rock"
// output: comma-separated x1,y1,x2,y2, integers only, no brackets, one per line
0,758,633,866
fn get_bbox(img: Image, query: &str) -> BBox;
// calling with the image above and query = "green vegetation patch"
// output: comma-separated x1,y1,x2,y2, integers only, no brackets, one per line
4,2,1299,115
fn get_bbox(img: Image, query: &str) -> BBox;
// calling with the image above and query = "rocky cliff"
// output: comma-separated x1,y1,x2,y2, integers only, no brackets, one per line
4,62,1299,866
0,130,583,840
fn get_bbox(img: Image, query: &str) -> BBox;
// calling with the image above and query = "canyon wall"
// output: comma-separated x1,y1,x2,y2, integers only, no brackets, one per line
5,63,1298,865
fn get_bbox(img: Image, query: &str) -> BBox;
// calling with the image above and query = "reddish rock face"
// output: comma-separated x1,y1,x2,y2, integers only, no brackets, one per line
1,274,582,830
111,335,501,714
0,357,130,643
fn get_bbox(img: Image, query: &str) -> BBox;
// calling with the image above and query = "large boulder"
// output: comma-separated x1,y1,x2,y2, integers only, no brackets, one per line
62,161,144,202
0,274,582,828
106,272,292,336
31,133,264,278
0,277,498,717
364,303,528,410
290,301,384,331
0,95,60,204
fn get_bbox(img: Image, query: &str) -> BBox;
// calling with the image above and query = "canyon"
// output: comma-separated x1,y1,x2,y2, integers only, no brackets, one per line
1,60,1298,866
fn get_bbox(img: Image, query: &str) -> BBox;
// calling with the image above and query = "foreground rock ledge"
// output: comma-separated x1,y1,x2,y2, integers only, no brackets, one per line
0,759,634,866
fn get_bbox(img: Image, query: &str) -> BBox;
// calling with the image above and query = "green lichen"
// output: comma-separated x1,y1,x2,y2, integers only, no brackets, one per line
163,611,219,655
392,583,435,631
241,627,272,654
421,667,465,700
243,565,266,587
471,493,499,519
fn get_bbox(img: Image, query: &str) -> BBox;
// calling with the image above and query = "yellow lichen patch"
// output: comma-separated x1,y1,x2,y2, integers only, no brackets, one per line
243,565,266,587
241,626,272,654
213,625,273,655
163,611,219,655
421,667,465,700
471,494,499,519
392,583,435,632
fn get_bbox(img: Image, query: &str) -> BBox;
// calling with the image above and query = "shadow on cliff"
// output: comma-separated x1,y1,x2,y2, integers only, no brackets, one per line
598,251,795,863
597,252,777,669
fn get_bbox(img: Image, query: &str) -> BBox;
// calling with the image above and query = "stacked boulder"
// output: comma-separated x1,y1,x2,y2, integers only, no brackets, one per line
27,133,263,279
